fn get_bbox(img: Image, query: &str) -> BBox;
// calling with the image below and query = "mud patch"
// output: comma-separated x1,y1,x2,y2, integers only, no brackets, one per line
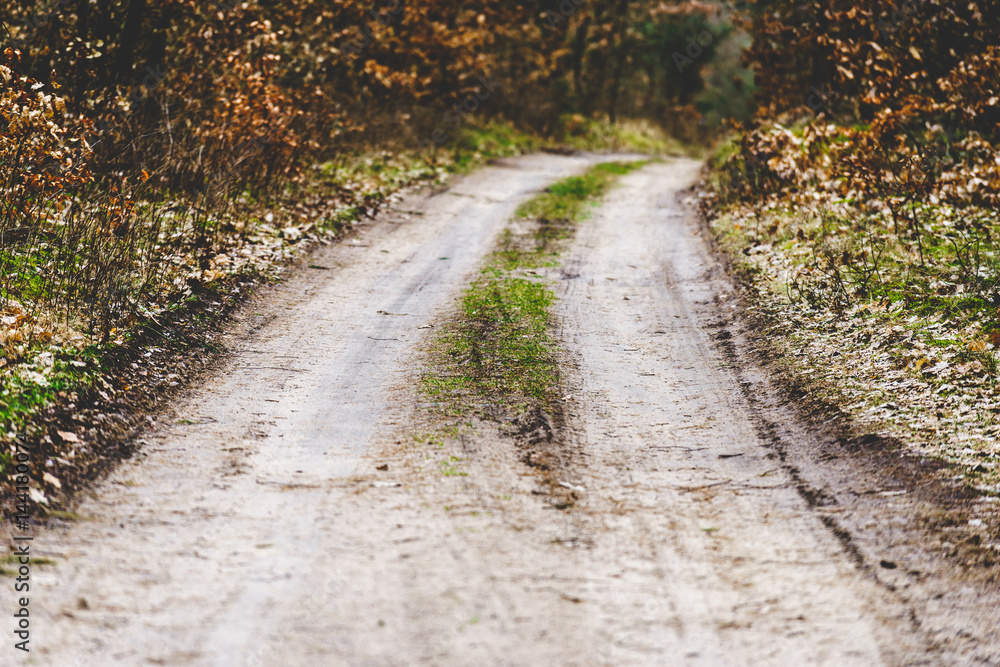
509,405,578,508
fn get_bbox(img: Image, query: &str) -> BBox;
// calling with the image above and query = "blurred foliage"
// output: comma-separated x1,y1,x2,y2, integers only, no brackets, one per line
0,0,751,345
2,1,750,190
724,0,999,209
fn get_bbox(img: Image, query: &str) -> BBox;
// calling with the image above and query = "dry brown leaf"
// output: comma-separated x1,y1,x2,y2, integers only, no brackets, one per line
968,339,988,353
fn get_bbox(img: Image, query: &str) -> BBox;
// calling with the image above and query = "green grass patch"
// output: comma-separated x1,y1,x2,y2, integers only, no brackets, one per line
0,350,100,475
423,160,646,421
554,116,690,156
426,274,557,412
516,161,648,222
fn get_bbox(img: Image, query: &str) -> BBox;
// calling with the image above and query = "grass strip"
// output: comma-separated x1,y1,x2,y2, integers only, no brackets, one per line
423,160,646,427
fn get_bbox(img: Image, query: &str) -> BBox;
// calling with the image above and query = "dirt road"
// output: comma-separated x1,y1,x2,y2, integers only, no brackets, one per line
26,156,998,665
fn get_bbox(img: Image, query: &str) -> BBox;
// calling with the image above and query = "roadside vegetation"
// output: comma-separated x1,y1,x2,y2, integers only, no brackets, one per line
706,1,1000,493
420,161,645,488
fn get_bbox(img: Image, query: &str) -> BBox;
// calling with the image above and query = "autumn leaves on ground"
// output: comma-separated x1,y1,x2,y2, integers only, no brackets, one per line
2,0,1000,660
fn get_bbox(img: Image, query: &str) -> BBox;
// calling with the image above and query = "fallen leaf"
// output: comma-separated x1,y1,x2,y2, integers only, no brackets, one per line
968,339,988,353
56,430,80,443
929,361,950,374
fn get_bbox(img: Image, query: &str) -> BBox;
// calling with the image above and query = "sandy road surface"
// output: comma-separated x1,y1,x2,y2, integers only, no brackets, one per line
551,162,918,664
19,156,994,665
